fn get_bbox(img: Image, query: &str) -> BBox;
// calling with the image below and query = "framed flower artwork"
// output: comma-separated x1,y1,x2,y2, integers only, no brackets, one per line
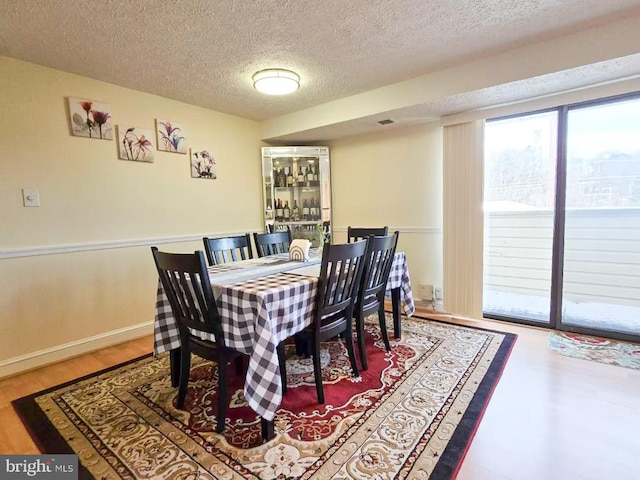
68,97,113,140
191,149,216,179
156,119,187,154
117,125,155,163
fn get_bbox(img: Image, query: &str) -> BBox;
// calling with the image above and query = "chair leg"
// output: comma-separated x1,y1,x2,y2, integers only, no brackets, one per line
176,349,191,409
294,333,311,358
355,314,368,371
391,287,401,338
277,343,287,394
344,323,360,378
170,348,181,388
216,359,229,434
378,303,391,351
312,336,324,404
234,356,244,377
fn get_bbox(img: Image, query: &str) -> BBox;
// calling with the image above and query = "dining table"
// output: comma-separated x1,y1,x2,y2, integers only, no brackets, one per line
153,248,415,440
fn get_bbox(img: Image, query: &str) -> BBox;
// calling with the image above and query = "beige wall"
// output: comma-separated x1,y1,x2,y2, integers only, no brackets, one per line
0,57,264,371
329,123,443,298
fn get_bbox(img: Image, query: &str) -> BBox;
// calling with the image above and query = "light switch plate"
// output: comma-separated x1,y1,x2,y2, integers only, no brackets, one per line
22,188,40,207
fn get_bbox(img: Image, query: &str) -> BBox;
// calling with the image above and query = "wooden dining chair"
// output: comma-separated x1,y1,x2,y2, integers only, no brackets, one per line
353,231,399,370
296,239,368,403
203,234,253,266
253,230,292,257
347,226,389,242
151,247,245,433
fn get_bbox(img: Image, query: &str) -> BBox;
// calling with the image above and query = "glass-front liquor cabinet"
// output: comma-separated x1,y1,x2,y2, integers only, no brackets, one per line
261,146,331,247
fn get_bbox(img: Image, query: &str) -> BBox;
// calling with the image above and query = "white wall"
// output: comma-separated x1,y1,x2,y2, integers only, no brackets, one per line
329,123,443,299
0,57,264,375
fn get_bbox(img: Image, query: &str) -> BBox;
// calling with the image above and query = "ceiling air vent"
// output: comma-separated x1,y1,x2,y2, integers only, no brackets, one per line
377,119,395,125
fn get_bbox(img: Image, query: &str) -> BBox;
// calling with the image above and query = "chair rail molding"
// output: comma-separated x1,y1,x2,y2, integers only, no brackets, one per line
333,226,442,234
0,230,251,259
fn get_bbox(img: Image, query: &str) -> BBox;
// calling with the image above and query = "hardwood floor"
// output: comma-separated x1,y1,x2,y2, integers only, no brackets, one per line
438,312,640,480
1,313,639,480
0,336,154,455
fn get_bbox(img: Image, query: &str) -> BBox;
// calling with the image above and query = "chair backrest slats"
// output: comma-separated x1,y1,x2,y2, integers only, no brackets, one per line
175,271,195,321
347,226,389,243
315,240,368,330
190,274,209,323
253,230,292,257
152,247,224,345
203,234,253,266
359,232,399,305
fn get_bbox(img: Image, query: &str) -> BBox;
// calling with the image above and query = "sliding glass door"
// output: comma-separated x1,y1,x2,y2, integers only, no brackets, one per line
561,97,640,337
483,93,640,341
483,111,557,325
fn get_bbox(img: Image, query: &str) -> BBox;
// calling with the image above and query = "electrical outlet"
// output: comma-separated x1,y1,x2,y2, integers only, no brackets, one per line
22,188,40,207
434,286,443,300
418,284,434,301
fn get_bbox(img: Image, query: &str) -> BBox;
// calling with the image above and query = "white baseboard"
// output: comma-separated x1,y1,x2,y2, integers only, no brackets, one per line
0,321,154,379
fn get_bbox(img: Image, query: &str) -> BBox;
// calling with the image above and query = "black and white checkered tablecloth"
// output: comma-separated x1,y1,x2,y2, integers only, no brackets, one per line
153,250,413,421
154,271,317,421
385,252,416,316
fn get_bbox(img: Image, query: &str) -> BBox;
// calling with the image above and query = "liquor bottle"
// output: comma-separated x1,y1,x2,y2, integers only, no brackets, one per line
309,198,317,220
286,167,293,187
276,199,284,221
292,200,300,221
313,165,318,184
266,201,273,220
307,164,314,186
302,199,310,220
284,201,290,221
297,166,305,185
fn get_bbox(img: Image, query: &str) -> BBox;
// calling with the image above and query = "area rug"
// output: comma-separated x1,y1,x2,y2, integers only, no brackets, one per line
14,315,516,480
549,331,640,370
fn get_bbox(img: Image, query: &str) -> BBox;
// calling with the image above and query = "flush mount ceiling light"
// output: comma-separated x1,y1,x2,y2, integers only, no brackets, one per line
253,69,300,95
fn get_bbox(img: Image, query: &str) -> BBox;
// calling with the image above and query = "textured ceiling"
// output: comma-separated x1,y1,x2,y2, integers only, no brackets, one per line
270,54,640,143
2,0,640,126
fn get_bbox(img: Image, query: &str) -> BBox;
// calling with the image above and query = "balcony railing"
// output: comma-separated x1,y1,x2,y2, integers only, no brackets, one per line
483,207,640,334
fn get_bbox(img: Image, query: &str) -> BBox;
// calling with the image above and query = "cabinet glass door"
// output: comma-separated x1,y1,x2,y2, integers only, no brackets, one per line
261,146,331,246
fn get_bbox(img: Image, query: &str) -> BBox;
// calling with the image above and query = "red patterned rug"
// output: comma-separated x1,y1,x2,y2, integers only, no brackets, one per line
13,315,516,479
